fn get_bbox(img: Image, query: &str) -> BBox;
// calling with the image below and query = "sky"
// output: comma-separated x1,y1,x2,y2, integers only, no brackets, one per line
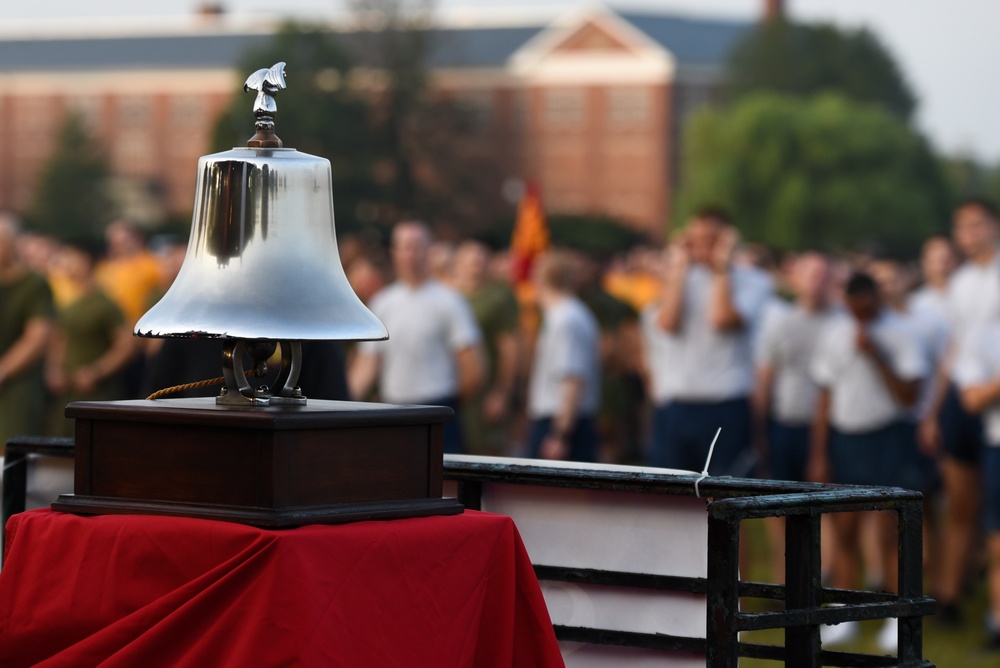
3,0,996,163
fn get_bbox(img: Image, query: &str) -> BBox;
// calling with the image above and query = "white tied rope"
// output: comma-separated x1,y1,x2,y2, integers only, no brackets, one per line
694,427,722,499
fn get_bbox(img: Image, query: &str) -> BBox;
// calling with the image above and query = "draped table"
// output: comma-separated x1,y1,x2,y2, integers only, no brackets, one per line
0,509,563,667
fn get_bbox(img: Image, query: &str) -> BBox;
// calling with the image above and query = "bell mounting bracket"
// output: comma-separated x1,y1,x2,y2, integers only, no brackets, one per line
218,339,306,406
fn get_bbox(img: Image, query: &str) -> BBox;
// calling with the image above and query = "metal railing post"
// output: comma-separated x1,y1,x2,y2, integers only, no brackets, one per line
897,501,925,666
707,514,740,667
442,457,936,667
785,513,822,667
455,480,483,510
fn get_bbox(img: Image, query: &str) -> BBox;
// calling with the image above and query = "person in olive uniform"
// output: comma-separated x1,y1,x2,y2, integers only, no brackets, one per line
0,213,54,446
452,240,520,456
45,240,135,437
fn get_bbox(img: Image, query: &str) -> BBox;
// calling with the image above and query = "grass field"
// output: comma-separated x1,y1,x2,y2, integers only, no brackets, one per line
738,519,1000,667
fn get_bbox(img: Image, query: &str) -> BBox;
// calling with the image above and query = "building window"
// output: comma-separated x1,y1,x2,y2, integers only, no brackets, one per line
171,96,205,127
609,193,647,220
455,90,493,129
547,189,585,211
545,88,584,126
68,95,102,133
114,132,155,175
18,97,56,157
19,97,54,134
513,90,531,130
608,87,650,124
118,96,152,128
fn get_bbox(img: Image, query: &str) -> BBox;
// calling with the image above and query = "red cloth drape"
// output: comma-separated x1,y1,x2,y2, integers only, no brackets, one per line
0,509,563,668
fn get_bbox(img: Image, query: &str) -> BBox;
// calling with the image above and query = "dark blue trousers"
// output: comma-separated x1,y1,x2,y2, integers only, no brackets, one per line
648,397,752,476
527,416,598,463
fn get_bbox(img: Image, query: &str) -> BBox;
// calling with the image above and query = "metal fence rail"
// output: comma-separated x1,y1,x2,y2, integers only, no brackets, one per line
443,456,936,668
2,439,935,666
2,436,75,548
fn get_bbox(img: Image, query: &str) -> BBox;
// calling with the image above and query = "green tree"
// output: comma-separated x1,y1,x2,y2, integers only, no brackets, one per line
677,92,950,256
24,112,115,240
343,0,509,232
548,215,648,257
212,23,382,235
213,11,507,236
725,20,916,121
987,166,1000,206
939,154,1000,207
941,154,990,200
348,0,433,217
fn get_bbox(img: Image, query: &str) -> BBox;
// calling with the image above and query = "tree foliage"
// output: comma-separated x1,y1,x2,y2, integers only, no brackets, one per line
475,214,648,257
345,0,510,231
939,154,1000,206
548,215,649,257
347,0,433,216
677,93,951,256
212,12,507,236
24,112,115,241
212,23,381,236
725,20,916,121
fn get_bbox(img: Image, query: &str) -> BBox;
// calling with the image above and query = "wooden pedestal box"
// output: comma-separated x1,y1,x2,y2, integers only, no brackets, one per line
52,399,464,527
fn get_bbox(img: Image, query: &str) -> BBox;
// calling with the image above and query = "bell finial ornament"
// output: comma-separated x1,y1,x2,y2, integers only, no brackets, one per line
244,61,287,148
135,60,388,406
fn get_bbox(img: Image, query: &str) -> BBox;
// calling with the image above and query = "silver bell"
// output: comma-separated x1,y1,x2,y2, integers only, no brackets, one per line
135,62,387,405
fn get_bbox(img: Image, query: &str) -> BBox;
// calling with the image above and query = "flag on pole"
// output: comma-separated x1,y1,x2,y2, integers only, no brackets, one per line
509,181,549,284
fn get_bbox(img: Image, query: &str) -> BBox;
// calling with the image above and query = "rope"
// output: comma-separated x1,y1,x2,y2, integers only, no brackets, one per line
146,368,265,401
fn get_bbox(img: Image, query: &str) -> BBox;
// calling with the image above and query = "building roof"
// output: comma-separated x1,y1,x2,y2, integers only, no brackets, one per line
424,26,545,69
619,12,750,65
0,33,274,72
0,8,750,73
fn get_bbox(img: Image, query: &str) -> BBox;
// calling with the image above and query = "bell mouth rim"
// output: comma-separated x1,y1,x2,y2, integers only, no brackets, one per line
132,331,389,342
225,146,298,152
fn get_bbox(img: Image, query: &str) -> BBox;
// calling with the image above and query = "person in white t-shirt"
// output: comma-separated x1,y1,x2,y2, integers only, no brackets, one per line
349,221,485,453
954,319,1000,650
909,236,958,326
755,252,836,480
752,252,836,584
869,256,949,636
870,256,947,475
922,198,1000,623
644,207,772,475
526,250,601,462
906,237,957,427
809,272,928,649
954,319,1000,649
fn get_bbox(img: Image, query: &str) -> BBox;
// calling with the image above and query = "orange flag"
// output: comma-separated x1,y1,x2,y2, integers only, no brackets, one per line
509,181,549,284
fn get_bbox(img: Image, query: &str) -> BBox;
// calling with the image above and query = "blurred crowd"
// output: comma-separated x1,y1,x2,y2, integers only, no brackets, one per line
4,198,1000,651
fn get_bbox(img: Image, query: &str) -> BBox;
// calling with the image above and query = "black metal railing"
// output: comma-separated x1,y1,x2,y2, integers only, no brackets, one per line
443,456,936,668
1,439,935,666
2,436,75,550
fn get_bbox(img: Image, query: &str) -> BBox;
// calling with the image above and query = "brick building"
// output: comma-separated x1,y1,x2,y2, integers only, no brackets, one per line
0,5,749,238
